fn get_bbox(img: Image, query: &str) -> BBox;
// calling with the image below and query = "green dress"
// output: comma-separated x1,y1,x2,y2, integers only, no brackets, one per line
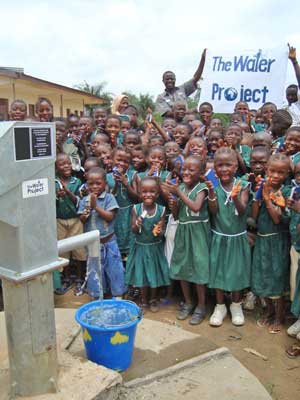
291,152,300,165
209,179,251,291
125,203,170,288
170,182,210,284
107,169,136,254
251,186,291,297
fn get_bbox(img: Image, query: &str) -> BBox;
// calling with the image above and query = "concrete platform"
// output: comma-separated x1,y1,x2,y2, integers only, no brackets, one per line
69,310,218,382
0,308,272,400
0,309,122,400
119,350,272,400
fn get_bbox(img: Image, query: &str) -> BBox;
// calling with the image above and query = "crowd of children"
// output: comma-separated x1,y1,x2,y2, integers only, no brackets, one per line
4,45,300,358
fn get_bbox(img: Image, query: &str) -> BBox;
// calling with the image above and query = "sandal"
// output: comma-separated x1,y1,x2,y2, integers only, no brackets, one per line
268,323,283,334
286,344,300,359
160,298,176,306
256,316,273,328
54,279,73,295
74,281,83,296
149,299,159,313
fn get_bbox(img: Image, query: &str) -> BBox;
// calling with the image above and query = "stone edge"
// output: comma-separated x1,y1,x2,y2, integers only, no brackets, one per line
124,347,230,389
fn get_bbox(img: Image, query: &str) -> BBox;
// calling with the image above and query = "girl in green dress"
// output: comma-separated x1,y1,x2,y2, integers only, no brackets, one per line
125,177,170,312
106,146,138,256
252,154,291,334
162,155,210,325
208,147,251,327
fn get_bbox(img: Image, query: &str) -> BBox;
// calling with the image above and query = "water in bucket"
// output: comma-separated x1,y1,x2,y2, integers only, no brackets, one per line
75,299,142,371
80,303,138,327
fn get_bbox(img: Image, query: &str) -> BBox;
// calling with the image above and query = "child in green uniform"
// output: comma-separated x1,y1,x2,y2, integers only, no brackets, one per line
224,124,251,175
164,156,210,325
252,154,291,333
106,146,138,257
135,146,170,205
286,179,300,344
242,146,270,310
208,148,251,327
55,153,86,295
285,127,300,171
125,177,170,312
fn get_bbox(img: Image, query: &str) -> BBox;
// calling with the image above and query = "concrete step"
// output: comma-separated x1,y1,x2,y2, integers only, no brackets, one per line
120,349,272,400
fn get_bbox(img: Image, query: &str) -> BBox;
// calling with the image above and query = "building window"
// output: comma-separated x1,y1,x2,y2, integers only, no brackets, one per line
80,111,83,117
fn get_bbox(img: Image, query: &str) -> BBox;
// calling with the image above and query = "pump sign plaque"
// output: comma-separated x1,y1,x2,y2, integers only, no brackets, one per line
14,126,53,161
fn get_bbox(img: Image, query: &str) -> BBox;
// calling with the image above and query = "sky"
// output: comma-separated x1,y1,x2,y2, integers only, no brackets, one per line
1,0,300,100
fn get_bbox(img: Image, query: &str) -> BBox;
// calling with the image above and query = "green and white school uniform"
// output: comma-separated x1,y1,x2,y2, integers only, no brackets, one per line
251,186,291,297
209,179,251,291
291,152,300,165
170,182,210,284
106,168,136,254
125,203,170,288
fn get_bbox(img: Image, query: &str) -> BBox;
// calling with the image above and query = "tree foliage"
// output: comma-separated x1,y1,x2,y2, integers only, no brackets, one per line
74,81,114,106
122,91,155,119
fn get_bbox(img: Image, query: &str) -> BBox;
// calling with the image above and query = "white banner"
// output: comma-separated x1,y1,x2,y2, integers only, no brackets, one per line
200,47,288,113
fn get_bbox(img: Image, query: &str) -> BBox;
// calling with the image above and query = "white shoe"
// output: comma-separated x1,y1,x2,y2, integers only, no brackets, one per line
209,304,227,327
230,302,245,326
243,291,256,310
287,319,300,337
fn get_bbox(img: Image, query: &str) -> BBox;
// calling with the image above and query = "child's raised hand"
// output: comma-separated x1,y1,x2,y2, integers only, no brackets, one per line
161,181,179,195
247,173,256,185
205,180,215,198
82,206,91,220
90,193,97,209
57,188,66,198
262,179,272,201
135,216,143,229
270,190,285,208
254,175,263,191
152,220,163,236
147,165,159,177
231,181,242,199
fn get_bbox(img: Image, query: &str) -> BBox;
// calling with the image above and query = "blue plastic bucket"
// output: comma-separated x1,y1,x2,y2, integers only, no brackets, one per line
75,299,142,371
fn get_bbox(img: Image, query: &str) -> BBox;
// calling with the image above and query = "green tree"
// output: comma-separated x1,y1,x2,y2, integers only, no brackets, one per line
74,81,114,107
123,91,155,120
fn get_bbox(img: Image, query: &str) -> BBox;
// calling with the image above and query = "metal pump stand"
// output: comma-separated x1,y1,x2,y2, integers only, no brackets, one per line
0,121,100,397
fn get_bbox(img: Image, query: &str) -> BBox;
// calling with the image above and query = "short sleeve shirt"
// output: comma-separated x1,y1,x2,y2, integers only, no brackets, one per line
285,90,300,127
56,176,81,219
78,191,119,238
155,79,197,116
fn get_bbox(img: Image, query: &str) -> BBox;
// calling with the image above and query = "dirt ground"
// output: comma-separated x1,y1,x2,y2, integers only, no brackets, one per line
53,290,300,400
